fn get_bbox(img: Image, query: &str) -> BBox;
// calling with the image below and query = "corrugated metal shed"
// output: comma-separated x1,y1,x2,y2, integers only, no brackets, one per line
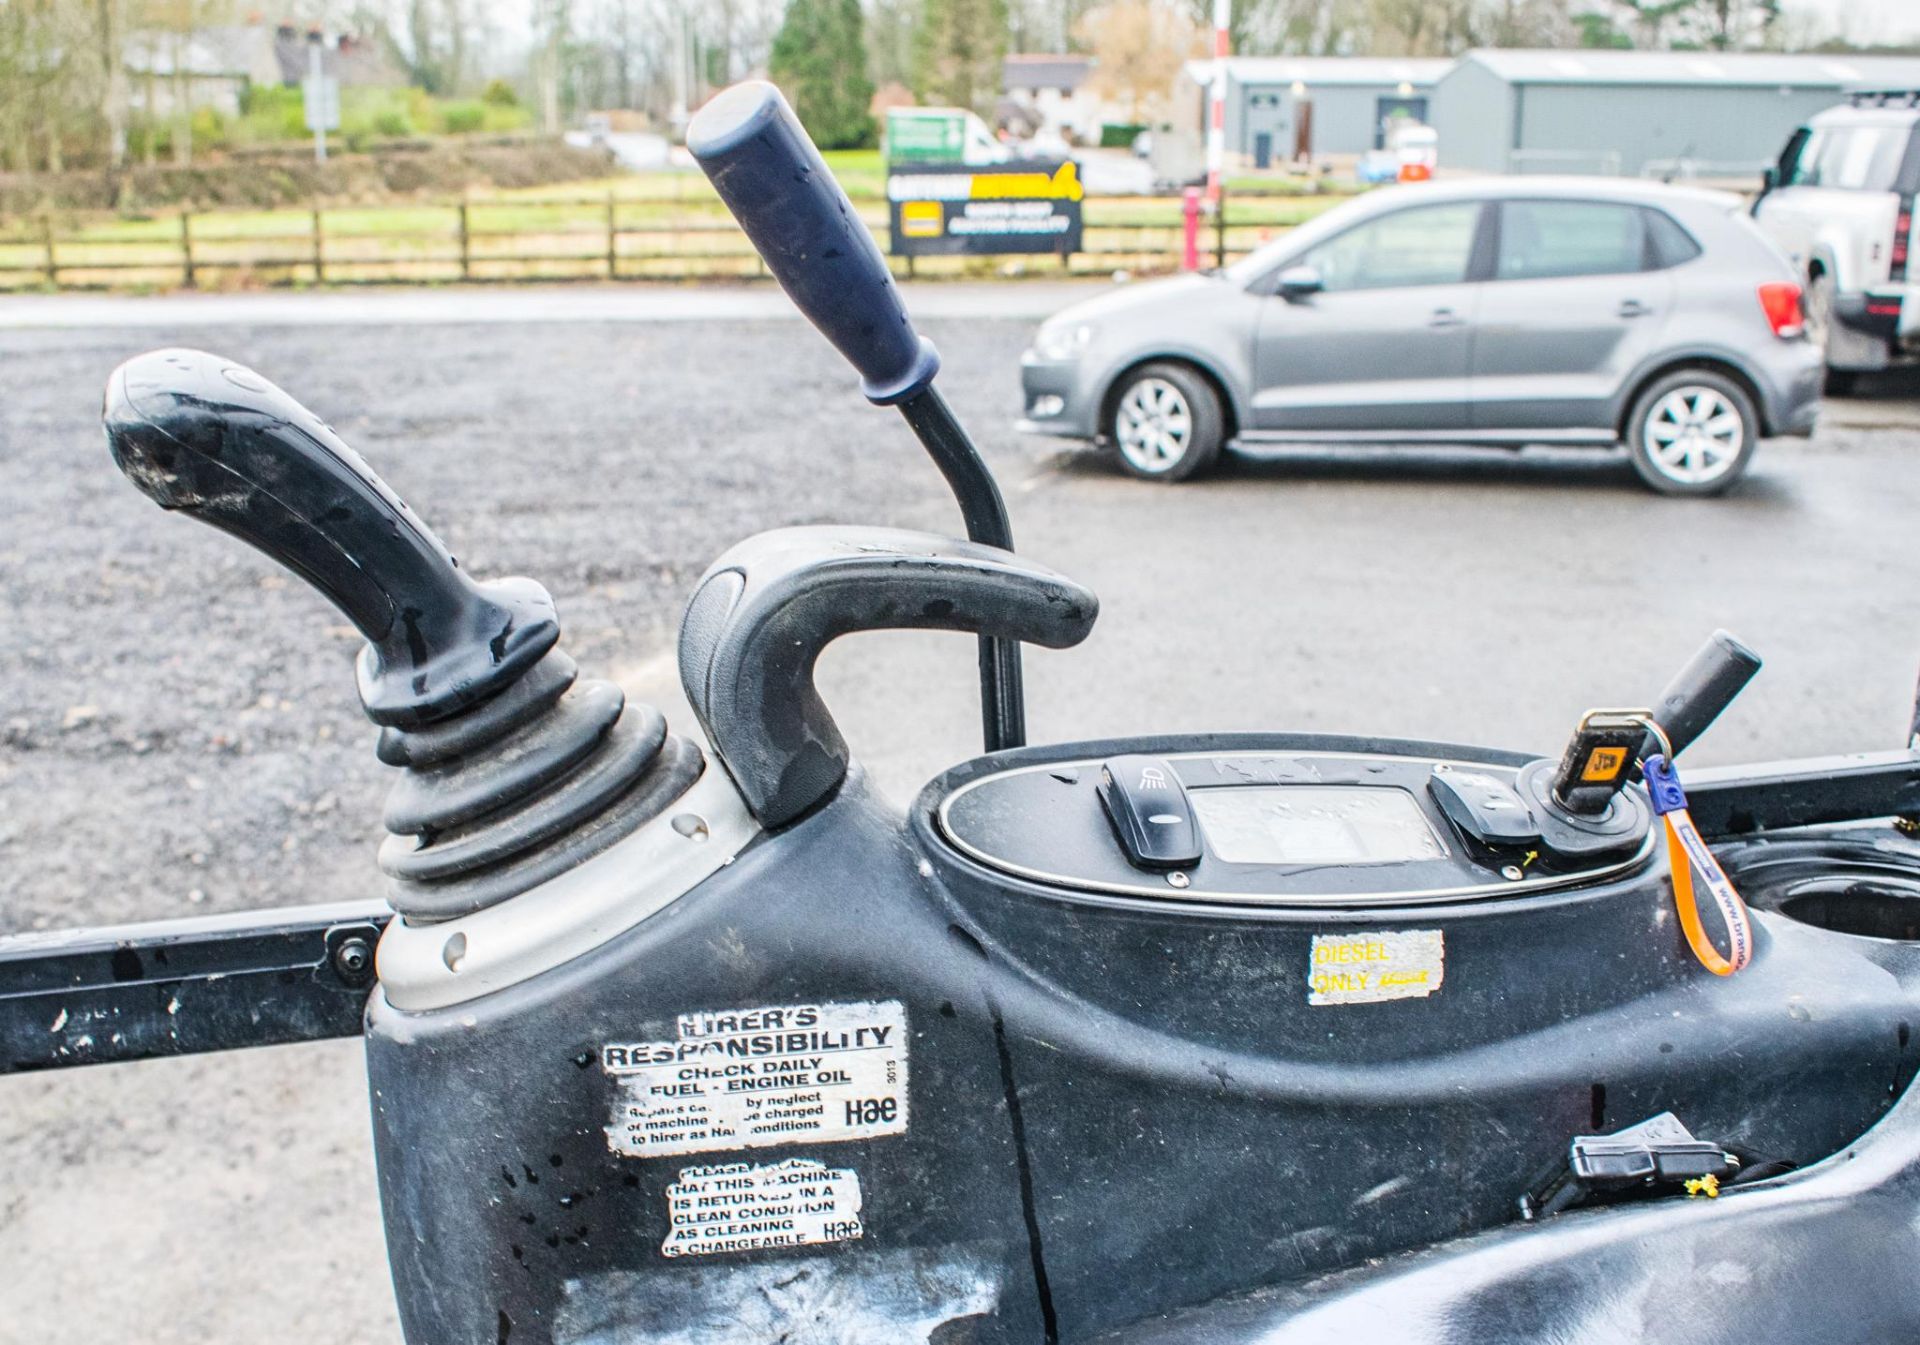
1458,49,1920,89
1186,57,1453,89
1180,57,1452,160
1432,48,1920,177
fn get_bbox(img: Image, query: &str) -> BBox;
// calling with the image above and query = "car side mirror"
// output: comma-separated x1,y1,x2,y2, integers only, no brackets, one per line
1276,265,1324,300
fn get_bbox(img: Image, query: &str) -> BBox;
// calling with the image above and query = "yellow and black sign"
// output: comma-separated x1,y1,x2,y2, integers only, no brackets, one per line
885,159,1084,257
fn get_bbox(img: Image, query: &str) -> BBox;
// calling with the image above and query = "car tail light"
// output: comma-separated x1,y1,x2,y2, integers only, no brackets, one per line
1757,281,1805,338
1893,196,1913,282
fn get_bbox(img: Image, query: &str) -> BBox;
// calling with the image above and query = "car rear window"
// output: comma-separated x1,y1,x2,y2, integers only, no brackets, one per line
1643,209,1703,269
1789,123,1915,192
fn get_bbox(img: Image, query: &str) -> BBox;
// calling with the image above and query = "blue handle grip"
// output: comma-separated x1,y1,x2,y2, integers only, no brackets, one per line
688,81,940,404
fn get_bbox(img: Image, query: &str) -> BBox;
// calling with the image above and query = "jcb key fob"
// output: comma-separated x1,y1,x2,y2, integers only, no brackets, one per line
1098,754,1202,870
1550,711,1646,815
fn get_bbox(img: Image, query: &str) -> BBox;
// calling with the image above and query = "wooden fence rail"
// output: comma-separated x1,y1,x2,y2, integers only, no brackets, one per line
0,187,1338,291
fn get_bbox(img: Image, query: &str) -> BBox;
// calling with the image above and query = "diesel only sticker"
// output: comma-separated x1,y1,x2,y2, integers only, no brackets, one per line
661,1159,864,1259
603,1001,908,1158
1308,930,1445,1006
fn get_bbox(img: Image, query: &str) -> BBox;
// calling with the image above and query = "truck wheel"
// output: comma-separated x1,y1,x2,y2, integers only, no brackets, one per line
1625,369,1757,497
1107,363,1225,482
1807,273,1860,395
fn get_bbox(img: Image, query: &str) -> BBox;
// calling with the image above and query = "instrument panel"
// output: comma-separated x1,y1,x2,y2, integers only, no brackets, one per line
934,748,1655,907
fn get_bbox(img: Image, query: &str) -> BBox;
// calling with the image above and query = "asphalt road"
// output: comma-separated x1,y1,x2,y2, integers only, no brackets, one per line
3,297,1919,1343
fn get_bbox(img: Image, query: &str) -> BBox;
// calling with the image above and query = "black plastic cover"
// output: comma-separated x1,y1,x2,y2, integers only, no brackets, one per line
1428,767,1541,849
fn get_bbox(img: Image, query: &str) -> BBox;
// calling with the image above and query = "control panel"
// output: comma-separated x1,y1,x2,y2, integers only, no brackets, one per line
935,745,1655,907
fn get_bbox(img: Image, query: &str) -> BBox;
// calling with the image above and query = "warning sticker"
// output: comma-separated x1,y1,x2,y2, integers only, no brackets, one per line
662,1158,864,1259
603,1001,909,1158
1307,930,1445,1006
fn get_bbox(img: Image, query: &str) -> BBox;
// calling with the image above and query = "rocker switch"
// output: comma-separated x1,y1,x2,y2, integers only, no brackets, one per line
1098,755,1202,871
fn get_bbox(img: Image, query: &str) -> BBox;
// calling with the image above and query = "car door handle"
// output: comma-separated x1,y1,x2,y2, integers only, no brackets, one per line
1618,300,1653,318
1429,308,1466,328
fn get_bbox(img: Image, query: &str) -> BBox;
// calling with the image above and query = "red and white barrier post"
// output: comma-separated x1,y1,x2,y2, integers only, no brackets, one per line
1205,0,1229,214
1182,187,1201,271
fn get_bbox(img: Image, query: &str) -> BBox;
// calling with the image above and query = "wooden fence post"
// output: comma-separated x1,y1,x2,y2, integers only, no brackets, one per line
605,193,617,280
458,200,471,281
312,207,324,284
180,212,195,289
41,215,56,288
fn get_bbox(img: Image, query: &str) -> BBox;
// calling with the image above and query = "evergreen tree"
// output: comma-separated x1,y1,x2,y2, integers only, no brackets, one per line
913,0,1008,116
769,0,877,150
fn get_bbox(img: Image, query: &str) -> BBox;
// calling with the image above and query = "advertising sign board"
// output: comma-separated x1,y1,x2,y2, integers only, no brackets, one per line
886,160,1084,257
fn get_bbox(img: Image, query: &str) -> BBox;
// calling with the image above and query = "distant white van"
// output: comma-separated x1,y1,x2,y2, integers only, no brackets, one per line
884,108,1011,167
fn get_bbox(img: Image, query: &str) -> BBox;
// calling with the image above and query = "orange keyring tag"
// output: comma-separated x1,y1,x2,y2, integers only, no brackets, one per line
1645,748,1753,976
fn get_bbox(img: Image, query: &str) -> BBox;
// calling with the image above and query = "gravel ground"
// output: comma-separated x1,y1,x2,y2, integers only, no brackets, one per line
3,313,1919,1343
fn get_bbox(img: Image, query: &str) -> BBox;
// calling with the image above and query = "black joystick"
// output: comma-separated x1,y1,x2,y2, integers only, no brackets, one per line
103,349,702,919
105,348,556,728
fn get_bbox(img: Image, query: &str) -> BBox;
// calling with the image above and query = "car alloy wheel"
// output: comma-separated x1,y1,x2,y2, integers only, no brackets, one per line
1114,377,1193,474
1642,385,1746,487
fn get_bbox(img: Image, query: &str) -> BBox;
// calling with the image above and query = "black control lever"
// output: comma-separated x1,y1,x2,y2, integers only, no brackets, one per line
103,349,557,727
1642,630,1763,764
679,527,1096,827
104,348,701,918
1909,665,1919,749
687,81,1027,754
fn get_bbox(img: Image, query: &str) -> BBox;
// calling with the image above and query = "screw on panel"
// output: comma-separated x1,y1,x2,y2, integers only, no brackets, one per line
1167,872,1190,889
331,936,375,986
1500,865,1525,881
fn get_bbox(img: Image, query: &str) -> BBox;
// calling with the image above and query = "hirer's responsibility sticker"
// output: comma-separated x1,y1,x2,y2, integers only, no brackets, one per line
1308,930,1444,1006
661,1159,864,1259
602,1000,908,1157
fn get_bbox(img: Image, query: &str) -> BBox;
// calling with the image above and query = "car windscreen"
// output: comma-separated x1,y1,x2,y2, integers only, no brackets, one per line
1224,195,1384,285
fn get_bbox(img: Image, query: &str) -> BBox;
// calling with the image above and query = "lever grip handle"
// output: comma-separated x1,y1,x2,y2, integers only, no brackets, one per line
679,527,1097,827
688,81,939,405
1647,629,1762,760
103,348,557,727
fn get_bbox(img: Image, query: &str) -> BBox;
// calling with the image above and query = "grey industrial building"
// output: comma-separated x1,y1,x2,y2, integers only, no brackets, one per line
1431,49,1920,177
1181,49,1920,179
1177,57,1451,164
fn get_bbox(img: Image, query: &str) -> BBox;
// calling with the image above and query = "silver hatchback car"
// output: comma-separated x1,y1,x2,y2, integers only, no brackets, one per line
1019,178,1823,495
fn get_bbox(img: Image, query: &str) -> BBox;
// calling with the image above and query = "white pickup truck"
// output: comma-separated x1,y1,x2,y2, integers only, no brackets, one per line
1753,90,1920,393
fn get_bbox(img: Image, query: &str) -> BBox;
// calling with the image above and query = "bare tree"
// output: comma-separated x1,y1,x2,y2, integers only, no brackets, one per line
1076,1,1201,120
0,0,76,171
99,0,129,168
